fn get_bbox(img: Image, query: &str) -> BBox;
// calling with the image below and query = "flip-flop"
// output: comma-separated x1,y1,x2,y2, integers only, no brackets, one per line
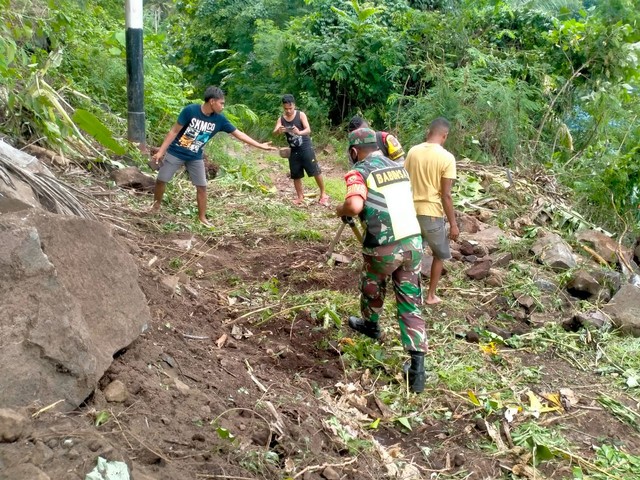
198,218,215,229
318,195,330,207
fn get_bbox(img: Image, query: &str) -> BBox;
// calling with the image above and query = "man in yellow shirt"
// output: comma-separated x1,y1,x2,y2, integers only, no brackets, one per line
404,118,459,305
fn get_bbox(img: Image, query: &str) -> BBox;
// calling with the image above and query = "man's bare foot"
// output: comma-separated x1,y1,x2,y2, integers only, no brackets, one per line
425,295,442,305
198,217,213,227
318,194,330,207
292,197,304,206
149,202,161,214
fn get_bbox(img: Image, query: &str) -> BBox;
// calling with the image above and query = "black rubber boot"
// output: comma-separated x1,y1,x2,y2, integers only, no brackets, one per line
403,351,426,393
347,316,381,340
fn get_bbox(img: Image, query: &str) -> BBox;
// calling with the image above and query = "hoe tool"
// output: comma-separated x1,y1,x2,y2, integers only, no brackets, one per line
326,216,363,265
343,215,363,243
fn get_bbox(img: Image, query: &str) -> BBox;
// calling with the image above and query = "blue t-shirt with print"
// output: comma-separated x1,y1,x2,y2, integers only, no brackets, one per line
167,104,237,161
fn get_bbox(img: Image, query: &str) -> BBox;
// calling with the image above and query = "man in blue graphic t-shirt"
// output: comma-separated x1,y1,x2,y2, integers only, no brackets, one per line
150,86,274,226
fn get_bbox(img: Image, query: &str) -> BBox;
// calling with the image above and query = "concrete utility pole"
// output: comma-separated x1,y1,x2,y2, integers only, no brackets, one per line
125,0,146,150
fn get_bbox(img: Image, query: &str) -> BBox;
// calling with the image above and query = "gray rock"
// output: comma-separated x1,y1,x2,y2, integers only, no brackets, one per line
566,270,603,299
466,259,492,280
174,378,191,395
0,408,27,442
489,251,513,268
464,226,512,254
0,174,38,213
485,268,506,287
0,140,54,176
603,285,640,336
515,293,536,310
110,166,155,191
0,211,151,409
459,240,476,256
592,270,622,295
0,140,56,214
534,278,558,292
572,311,609,330
161,275,179,293
321,466,340,480
104,380,128,403
457,213,487,234
531,232,577,271
529,312,549,328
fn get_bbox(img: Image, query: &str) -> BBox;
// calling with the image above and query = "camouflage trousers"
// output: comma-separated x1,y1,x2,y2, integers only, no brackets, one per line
360,249,427,352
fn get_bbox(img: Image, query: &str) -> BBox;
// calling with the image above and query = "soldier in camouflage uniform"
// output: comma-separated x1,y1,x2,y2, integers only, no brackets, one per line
335,128,427,393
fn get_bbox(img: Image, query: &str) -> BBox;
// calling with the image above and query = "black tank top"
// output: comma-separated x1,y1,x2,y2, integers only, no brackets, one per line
281,111,312,150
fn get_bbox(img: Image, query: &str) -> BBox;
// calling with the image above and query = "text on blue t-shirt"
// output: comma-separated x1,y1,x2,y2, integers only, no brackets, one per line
167,104,237,161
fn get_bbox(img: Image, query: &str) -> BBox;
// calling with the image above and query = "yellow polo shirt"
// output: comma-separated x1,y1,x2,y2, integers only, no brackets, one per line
404,142,456,217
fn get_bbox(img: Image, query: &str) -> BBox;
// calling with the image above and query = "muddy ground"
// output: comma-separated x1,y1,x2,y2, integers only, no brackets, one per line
1,149,639,480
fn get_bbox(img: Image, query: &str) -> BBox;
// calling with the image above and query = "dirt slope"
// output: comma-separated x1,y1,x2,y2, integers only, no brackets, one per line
1,148,639,480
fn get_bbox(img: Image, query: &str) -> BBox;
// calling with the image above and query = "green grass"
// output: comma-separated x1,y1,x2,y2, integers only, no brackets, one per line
155,151,331,240
579,443,640,479
599,335,640,377
302,174,347,201
497,234,537,260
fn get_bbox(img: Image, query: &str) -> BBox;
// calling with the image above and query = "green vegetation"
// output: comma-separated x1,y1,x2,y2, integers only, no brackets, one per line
1,0,638,232
2,1,640,478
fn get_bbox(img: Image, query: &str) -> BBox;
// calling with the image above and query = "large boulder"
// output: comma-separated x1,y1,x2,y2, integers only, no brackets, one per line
603,284,640,336
531,231,576,271
0,210,150,409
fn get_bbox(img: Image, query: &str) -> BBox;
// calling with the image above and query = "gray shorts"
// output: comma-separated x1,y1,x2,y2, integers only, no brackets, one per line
157,153,207,187
417,215,451,260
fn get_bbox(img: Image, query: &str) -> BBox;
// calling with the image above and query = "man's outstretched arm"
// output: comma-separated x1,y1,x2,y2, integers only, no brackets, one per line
231,130,275,151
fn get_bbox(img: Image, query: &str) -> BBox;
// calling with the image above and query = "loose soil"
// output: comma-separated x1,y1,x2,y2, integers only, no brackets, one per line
1,148,639,480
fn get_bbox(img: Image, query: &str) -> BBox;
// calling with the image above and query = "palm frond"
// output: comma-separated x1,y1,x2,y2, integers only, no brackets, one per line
0,153,94,219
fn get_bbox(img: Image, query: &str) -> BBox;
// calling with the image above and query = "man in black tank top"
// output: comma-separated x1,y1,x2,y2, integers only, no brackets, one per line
273,94,329,206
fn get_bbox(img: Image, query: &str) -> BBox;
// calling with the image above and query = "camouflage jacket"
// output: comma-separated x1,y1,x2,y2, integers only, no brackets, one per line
346,151,421,252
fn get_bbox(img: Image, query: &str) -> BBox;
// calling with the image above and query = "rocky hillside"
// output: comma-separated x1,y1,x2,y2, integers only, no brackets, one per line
1,138,640,480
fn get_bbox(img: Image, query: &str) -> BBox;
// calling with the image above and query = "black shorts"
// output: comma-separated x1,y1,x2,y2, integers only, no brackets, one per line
289,148,320,179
